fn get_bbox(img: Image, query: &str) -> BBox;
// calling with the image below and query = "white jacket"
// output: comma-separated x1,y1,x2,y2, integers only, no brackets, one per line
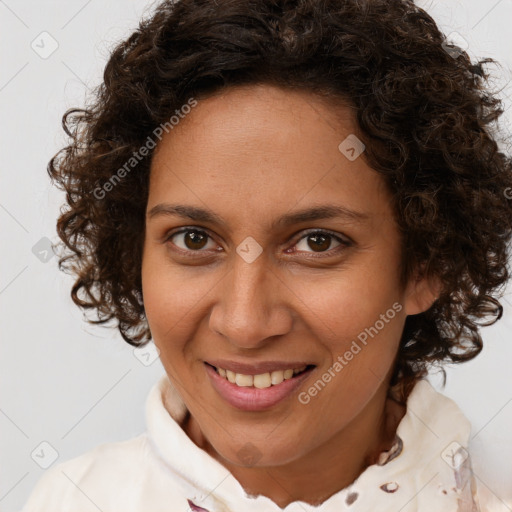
21,374,511,511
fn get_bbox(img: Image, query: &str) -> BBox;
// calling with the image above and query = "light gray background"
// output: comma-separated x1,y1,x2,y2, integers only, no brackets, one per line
1,1,512,511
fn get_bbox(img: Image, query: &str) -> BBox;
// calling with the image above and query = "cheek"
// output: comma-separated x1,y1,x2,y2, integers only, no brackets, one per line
293,265,401,342
303,290,402,430
142,249,202,326
293,266,404,396
141,252,189,344
141,254,222,368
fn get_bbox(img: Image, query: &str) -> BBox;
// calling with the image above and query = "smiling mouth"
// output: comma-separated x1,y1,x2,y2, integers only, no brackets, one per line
205,362,315,389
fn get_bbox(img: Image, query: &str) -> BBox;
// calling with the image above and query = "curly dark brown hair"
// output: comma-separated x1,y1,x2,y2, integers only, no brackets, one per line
50,0,512,400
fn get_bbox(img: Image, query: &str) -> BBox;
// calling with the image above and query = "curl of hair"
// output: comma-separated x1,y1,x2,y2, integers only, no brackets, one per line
49,0,512,402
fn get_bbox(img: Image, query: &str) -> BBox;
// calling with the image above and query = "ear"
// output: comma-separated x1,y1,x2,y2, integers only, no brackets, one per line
403,264,443,316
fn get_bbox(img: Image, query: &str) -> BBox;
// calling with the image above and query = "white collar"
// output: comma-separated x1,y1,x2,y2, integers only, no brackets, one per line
146,373,477,511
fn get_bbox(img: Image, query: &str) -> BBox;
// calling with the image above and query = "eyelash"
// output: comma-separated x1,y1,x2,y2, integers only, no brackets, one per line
164,227,352,259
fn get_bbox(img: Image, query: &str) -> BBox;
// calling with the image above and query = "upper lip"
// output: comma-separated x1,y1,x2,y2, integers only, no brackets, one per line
205,359,315,375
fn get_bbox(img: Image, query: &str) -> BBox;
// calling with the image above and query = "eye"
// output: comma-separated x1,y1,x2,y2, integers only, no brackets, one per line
289,229,350,256
165,228,219,256
164,227,351,258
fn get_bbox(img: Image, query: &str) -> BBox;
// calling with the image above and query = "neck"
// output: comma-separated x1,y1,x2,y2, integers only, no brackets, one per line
183,380,407,508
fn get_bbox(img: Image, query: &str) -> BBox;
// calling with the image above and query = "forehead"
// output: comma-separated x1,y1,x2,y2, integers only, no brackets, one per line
151,84,356,166
147,84,393,226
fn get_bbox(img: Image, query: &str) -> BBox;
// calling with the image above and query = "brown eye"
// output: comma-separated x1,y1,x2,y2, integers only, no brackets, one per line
293,230,349,255
167,228,216,252
165,227,350,259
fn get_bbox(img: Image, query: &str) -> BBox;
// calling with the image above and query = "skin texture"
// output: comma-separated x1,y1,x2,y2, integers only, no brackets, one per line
141,84,440,508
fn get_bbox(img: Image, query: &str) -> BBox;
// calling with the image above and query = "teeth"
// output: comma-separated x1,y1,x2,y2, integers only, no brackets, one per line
253,373,271,388
215,365,308,388
235,373,253,387
270,370,284,385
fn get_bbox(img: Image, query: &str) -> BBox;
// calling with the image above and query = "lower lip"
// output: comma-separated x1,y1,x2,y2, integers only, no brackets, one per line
204,363,315,412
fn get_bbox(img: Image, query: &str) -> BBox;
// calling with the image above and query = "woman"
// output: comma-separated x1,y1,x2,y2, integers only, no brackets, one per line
22,0,512,510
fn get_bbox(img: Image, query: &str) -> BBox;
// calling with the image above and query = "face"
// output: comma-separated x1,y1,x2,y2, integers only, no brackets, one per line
141,84,437,468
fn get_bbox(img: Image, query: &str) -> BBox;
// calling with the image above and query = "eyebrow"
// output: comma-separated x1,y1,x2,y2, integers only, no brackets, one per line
146,203,370,229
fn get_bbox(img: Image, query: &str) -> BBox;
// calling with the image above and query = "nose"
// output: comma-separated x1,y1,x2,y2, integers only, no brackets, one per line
208,253,293,349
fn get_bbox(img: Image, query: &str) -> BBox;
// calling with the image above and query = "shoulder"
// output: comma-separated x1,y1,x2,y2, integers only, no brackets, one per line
468,434,512,512
20,433,183,512
367,380,512,511
474,480,512,512
410,381,512,511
